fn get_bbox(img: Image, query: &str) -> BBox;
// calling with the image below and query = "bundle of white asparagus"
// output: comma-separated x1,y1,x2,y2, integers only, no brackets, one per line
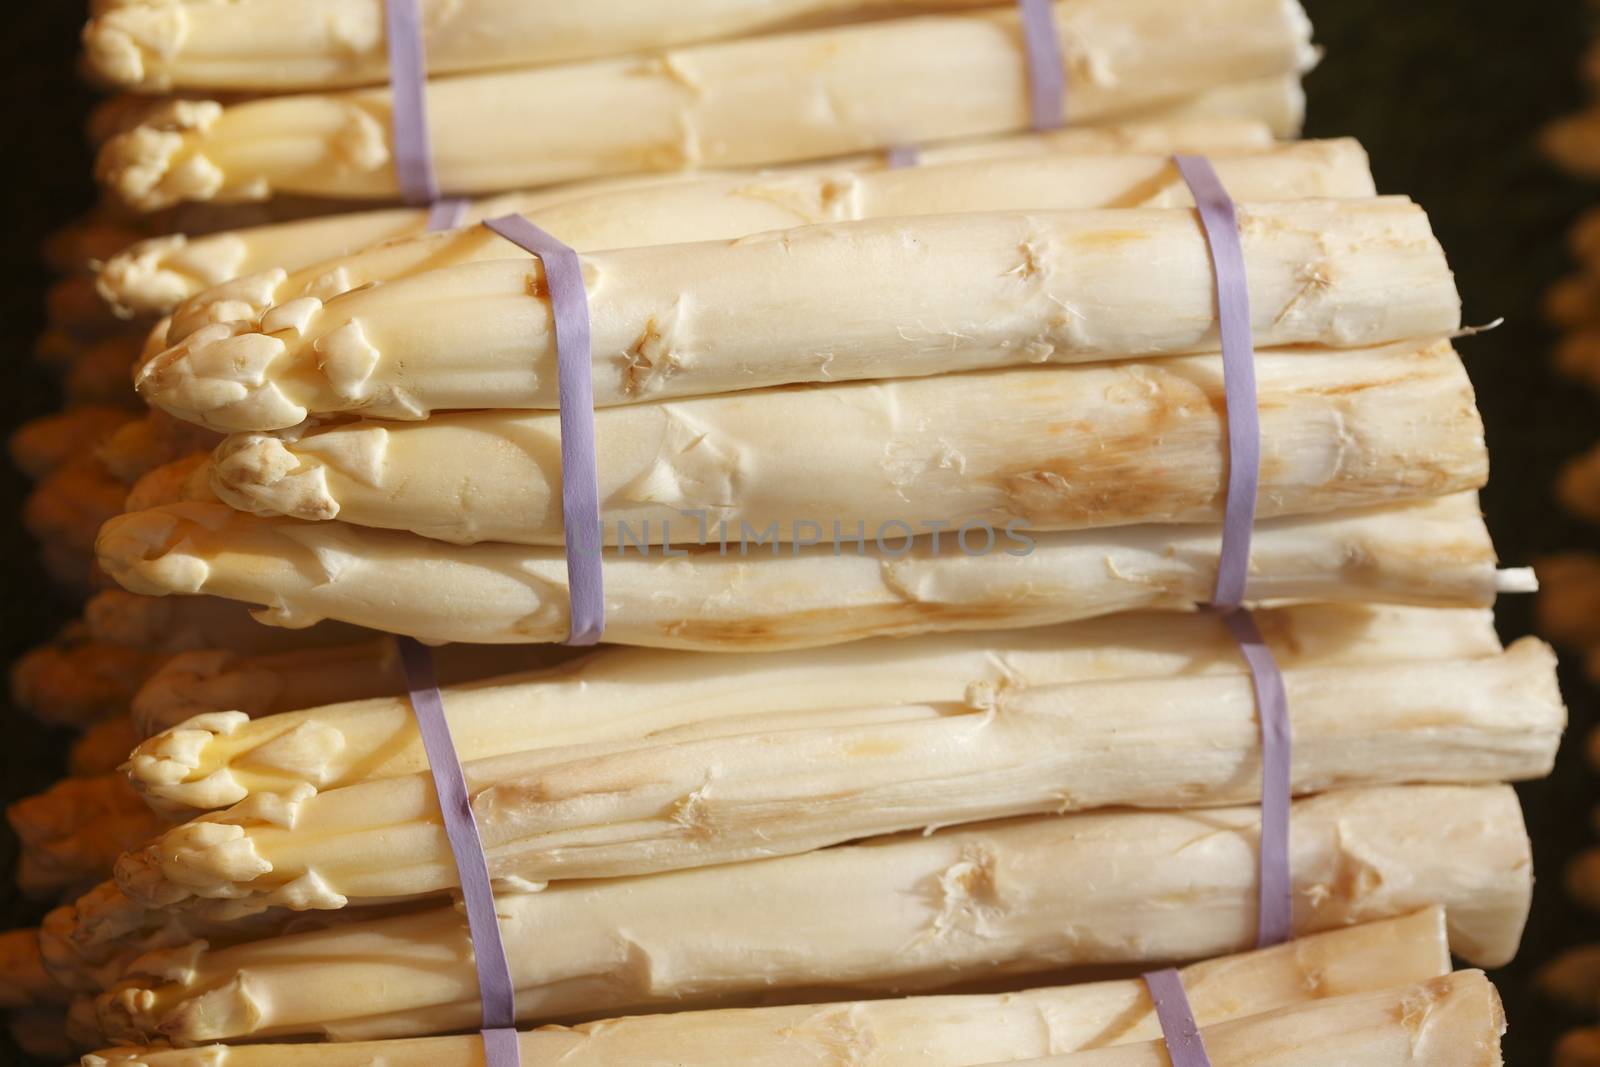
71,909,1467,1066
92,0,1316,210
0,2,1558,1060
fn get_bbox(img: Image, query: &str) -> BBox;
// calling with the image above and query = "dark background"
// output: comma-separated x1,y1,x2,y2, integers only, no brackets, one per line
0,3,1595,1064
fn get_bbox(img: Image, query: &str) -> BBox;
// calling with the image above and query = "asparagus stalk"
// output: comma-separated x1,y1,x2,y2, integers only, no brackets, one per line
95,494,1501,649
83,0,1012,92
83,589,372,654
135,198,1461,432
95,0,1315,210
1540,945,1600,1014
208,340,1483,547
88,786,1533,1045
7,774,168,899
77,910,1451,1066
99,115,1286,317
59,334,142,408
126,603,1503,814
990,970,1503,1067
1554,330,1600,389
8,407,136,481
99,411,222,487
155,137,1374,339
1545,106,1600,178
116,639,1562,914
130,639,578,738
1547,272,1600,329
126,452,211,515
10,630,163,730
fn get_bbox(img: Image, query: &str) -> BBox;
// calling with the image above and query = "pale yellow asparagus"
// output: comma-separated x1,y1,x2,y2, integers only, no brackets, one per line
130,640,576,739
990,970,1503,1067
126,603,1502,814
99,116,1285,317
39,543,102,596
8,407,136,480
95,0,1315,210
98,410,222,486
84,589,372,654
8,775,168,899
126,452,211,514
78,910,1451,1067
23,458,128,556
151,138,1372,334
99,492,1500,649
91,0,1110,92
1544,945,1600,1014
136,199,1460,433
70,716,144,777
1545,107,1600,178
10,630,163,729
1536,553,1600,647
210,340,1482,547
116,639,1562,915
88,785,1532,1045
44,213,151,275
39,880,436,1000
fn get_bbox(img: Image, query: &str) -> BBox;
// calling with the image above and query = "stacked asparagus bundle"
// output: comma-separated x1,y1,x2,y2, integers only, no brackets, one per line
0,1,1561,1063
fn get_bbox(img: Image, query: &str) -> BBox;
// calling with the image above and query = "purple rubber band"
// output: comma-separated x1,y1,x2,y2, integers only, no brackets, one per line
483,215,606,646
1141,969,1214,1067
428,197,471,232
397,637,521,1065
385,0,443,206
1173,154,1294,948
1018,0,1066,131
885,145,921,169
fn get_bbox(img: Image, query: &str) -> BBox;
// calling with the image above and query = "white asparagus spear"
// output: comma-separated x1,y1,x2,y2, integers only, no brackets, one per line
95,0,1315,210
126,604,1503,814
7,775,168,899
83,589,373,654
117,639,1562,915
10,630,164,730
83,0,1007,92
63,335,142,408
155,137,1374,339
1547,272,1600,329
987,970,1503,1067
99,116,1286,318
77,910,1452,1067
97,494,1500,649
8,407,137,481
135,199,1460,432
1554,330,1600,389
208,340,1483,547
130,640,578,739
88,786,1533,1045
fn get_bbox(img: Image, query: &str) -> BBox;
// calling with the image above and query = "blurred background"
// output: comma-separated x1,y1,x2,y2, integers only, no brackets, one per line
0,2,1594,1064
